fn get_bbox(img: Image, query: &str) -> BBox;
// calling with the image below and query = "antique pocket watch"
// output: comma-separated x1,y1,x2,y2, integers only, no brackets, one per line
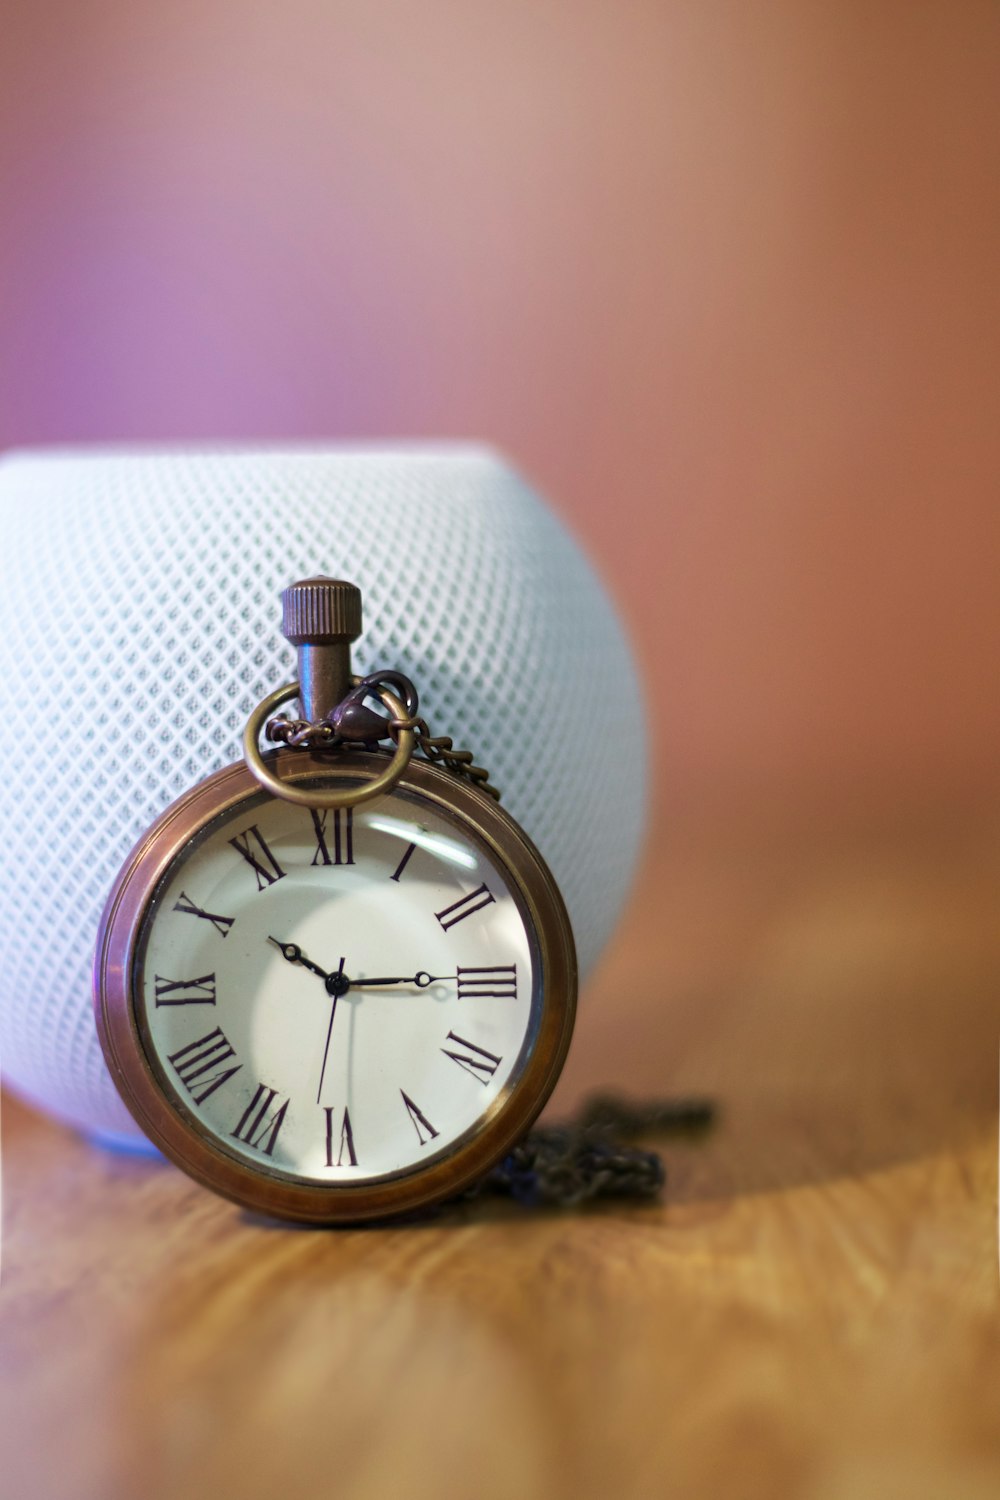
94,577,577,1223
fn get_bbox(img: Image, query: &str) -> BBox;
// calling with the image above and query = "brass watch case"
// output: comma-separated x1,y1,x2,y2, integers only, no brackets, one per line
93,749,578,1225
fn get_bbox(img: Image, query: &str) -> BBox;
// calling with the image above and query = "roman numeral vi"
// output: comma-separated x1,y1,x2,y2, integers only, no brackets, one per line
324,1106,358,1167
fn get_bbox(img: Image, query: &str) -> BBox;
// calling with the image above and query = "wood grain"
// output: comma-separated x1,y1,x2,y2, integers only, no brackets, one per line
2,790,998,1500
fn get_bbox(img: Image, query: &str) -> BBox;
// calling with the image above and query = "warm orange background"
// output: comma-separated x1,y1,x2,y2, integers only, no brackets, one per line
1,2,996,811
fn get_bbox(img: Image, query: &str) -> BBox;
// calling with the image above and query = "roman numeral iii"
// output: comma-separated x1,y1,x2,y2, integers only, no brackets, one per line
441,1031,503,1085
228,825,286,891
154,972,217,1007
167,1028,242,1105
231,1084,290,1156
435,882,495,932
457,965,517,1001
311,807,354,867
172,891,235,938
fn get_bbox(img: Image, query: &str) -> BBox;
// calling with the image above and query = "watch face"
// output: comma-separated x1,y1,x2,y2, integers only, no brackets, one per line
132,779,542,1189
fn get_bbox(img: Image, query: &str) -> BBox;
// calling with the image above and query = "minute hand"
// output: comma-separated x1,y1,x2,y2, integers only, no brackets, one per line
351,971,455,989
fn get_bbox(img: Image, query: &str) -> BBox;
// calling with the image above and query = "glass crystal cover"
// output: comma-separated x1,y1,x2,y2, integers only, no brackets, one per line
135,787,539,1183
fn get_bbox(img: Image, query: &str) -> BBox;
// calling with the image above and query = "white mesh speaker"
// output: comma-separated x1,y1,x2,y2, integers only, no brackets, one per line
0,445,647,1145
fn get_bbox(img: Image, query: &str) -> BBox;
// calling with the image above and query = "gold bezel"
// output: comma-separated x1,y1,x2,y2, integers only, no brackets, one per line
93,749,577,1224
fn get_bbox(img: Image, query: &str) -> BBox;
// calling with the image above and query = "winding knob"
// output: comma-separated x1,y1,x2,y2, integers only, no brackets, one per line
280,576,363,722
281,577,362,646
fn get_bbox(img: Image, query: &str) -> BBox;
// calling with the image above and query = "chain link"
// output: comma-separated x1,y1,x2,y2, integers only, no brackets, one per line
265,672,501,800
387,714,500,800
265,716,338,750
466,1093,715,1208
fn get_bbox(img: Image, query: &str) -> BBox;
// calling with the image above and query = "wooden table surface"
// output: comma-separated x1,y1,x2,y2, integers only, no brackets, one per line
2,791,998,1500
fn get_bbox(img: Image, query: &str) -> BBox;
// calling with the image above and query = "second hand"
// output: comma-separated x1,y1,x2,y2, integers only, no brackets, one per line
316,955,346,1105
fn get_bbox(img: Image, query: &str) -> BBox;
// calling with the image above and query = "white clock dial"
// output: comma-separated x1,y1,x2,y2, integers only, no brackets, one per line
136,787,539,1184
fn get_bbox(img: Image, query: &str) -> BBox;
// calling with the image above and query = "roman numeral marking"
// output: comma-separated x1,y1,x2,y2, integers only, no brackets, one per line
154,972,217,1007
390,841,417,883
229,825,286,891
311,808,354,867
435,882,495,932
167,1028,242,1105
324,1106,358,1167
441,1031,503,1085
400,1091,439,1147
172,891,235,938
457,965,518,1001
231,1084,290,1157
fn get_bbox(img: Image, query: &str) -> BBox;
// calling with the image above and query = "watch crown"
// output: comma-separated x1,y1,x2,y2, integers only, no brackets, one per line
281,577,363,646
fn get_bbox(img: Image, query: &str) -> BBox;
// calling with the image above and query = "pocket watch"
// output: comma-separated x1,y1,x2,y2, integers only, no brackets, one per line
94,577,577,1223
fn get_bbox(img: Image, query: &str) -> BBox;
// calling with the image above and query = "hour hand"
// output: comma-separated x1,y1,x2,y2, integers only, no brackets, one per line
267,936,330,980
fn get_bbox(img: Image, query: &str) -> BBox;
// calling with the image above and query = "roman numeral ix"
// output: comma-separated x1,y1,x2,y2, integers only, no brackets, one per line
172,891,235,938
324,1106,358,1167
457,965,518,1001
154,972,217,1007
311,807,354,867
435,882,495,932
229,825,286,891
231,1084,290,1157
167,1028,242,1105
441,1032,503,1085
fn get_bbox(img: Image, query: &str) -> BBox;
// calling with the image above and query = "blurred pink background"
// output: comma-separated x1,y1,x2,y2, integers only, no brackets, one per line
1,2,996,813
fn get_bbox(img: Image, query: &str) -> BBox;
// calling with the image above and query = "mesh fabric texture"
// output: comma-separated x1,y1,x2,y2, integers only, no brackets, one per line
0,446,646,1140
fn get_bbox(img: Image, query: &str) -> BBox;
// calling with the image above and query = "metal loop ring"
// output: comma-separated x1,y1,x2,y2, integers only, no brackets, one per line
243,679,415,809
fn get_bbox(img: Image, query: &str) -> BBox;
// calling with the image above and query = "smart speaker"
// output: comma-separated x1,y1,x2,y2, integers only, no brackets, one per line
0,446,646,1144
